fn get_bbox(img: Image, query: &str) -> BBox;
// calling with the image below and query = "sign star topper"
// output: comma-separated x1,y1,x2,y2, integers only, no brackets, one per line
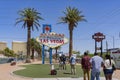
44,25,51,33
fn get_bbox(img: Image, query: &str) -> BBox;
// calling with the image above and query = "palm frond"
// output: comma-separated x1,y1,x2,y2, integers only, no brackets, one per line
16,8,44,31
59,6,86,27
15,19,24,26
22,21,27,28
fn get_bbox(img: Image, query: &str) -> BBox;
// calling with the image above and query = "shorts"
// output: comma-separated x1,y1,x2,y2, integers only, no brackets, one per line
104,69,113,75
83,68,90,74
71,64,75,69
59,62,63,67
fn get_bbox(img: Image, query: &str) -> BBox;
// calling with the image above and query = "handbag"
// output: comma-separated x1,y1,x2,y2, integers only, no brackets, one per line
112,65,116,71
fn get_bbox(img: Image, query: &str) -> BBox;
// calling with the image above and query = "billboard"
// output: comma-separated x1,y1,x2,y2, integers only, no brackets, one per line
36,32,68,48
111,50,120,68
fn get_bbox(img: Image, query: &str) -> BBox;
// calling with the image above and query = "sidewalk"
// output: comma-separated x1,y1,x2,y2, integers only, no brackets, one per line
33,77,118,80
0,61,119,80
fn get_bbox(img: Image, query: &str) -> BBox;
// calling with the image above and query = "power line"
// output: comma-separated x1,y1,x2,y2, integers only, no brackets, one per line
93,8,120,28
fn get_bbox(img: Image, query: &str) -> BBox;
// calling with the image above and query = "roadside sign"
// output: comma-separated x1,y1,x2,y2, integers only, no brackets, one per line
111,50,120,68
36,32,68,48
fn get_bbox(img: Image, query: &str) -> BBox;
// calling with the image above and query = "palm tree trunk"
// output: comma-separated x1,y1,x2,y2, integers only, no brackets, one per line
55,48,58,62
69,25,73,58
26,27,31,63
37,52,41,60
31,49,34,60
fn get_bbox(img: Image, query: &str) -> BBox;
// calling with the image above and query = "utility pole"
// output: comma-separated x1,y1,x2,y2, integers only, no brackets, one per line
113,36,115,48
106,41,108,54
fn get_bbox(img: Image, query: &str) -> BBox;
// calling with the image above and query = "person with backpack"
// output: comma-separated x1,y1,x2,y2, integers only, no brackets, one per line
70,55,76,75
81,52,91,80
59,54,66,70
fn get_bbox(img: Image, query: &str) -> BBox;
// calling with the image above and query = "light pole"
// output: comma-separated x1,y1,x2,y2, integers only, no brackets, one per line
113,36,115,48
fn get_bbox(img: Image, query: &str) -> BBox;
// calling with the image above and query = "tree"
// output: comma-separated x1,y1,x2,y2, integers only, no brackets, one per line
54,46,61,61
59,6,86,58
30,38,42,60
72,50,80,58
35,41,42,60
3,47,16,57
16,8,43,62
30,38,36,60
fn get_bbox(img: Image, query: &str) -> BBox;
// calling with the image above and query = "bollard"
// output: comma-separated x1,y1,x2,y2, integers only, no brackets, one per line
50,64,57,75
51,64,54,70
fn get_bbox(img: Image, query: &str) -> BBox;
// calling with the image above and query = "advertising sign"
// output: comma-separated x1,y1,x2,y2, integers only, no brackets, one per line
111,50,120,68
36,32,68,48
92,32,105,42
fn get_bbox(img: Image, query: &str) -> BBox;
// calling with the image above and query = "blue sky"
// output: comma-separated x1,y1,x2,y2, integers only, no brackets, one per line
0,0,120,54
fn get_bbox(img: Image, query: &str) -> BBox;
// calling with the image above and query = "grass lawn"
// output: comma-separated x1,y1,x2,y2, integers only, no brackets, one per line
13,63,104,78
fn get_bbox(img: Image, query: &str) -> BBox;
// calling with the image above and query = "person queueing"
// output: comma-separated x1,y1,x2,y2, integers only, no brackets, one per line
103,54,116,80
81,52,91,80
90,52,104,80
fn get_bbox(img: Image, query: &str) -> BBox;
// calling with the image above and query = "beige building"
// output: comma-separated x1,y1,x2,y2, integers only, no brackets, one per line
12,41,27,55
0,42,7,51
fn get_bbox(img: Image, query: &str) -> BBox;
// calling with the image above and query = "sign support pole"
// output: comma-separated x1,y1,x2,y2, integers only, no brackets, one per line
42,25,45,64
92,32,105,57
42,24,52,64
95,41,97,53
49,48,52,64
101,41,103,56
49,25,52,64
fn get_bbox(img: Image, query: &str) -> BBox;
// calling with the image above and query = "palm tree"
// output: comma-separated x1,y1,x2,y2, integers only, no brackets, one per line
30,38,36,60
59,6,86,58
35,41,42,60
16,8,43,62
54,46,61,61
30,38,42,60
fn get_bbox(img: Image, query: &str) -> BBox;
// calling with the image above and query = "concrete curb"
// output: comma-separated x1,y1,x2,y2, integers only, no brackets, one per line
33,77,118,80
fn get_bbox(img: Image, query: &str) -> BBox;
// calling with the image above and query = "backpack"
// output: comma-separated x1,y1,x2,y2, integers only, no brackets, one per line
70,57,76,64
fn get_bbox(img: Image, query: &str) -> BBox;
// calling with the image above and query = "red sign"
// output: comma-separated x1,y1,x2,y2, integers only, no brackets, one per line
45,26,50,32
92,32,105,42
